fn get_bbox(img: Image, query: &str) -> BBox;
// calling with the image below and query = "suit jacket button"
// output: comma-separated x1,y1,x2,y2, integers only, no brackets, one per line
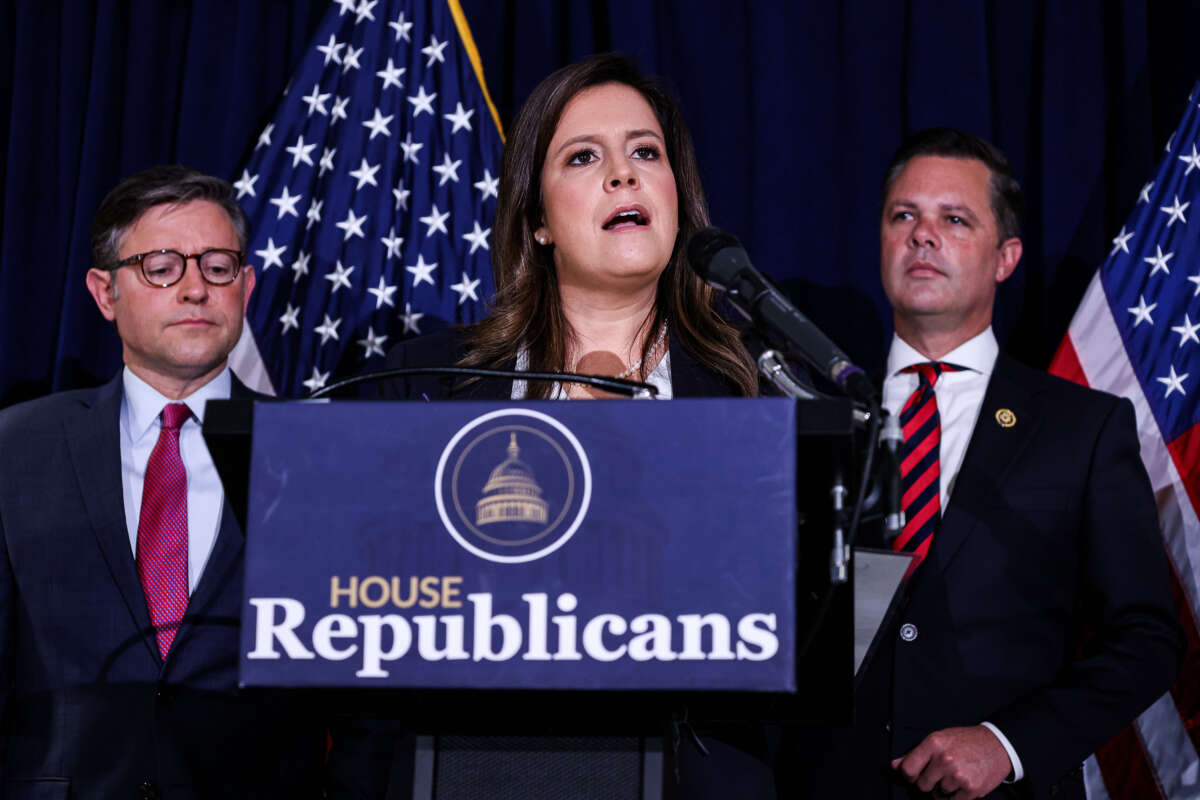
899,623,918,642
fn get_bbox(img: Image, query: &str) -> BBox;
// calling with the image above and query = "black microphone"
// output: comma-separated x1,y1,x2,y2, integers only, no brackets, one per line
687,227,879,406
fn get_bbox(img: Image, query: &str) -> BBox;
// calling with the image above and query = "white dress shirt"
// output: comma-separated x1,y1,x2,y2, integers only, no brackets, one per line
882,327,1025,782
120,367,229,593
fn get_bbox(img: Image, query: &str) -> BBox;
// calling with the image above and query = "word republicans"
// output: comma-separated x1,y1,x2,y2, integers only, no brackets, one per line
247,591,780,678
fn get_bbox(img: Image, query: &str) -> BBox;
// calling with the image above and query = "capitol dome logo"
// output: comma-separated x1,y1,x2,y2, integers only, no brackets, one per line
435,409,592,563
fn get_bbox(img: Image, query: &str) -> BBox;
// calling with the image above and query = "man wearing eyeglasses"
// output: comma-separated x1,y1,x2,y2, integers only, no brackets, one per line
0,166,338,797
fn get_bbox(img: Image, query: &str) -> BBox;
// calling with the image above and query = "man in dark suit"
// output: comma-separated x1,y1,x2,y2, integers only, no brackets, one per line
785,129,1183,799
0,166,331,797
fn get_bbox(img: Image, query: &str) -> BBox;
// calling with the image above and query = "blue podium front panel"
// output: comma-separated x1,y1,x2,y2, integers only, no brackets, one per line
239,398,797,691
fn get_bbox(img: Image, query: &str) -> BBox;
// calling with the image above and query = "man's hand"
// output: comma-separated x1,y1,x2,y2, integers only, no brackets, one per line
891,725,1013,799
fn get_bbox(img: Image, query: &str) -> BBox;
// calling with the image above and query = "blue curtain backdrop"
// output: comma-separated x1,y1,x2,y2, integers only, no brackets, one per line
2,0,1198,406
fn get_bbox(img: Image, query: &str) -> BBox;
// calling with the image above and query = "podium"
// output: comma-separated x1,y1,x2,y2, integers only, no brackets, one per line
204,397,862,797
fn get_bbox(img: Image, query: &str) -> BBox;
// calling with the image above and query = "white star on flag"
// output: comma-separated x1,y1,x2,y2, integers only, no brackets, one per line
368,276,398,309
301,85,331,116
380,228,404,259
1160,195,1190,227
432,153,462,185
355,0,378,24
1110,226,1134,255
450,273,481,304
286,135,317,168
376,58,405,90
318,148,337,177
1157,365,1188,397
269,187,302,220
279,304,301,333
407,255,437,287
342,45,364,74
422,35,448,66
325,261,355,293
349,158,381,189
302,366,330,394
330,96,350,122
400,133,423,164
357,325,388,358
234,170,258,199
463,221,490,254
445,102,474,133
336,208,367,240
389,12,413,41
420,204,450,236
362,108,393,139
1127,295,1157,327
291,250,311,279
393,183,411,210
306,199,323,230
316,35,344,65
408,86,436,116
254,238,286,270
1138,181,1153,204
474,170,499,200
255,123,274,149
314,314,342,345
1144,245,1174,276
1179,144,1200,175
1172,314,1200,347
401,302,424,335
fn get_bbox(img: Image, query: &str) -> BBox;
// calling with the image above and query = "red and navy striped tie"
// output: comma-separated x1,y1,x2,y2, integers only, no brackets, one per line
894,362,962,572
137,402,191,659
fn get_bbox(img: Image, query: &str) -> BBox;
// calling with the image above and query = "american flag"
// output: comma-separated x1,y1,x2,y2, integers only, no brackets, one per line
1050,80,1200,799
229,0,503,397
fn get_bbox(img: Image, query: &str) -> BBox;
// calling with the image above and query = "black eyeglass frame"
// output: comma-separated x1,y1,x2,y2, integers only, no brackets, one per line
100,248,248,288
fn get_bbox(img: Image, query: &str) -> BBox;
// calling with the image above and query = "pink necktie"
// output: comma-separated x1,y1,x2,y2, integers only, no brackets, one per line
137,402,191,659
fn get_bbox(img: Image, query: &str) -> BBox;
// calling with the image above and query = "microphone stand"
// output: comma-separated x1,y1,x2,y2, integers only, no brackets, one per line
879,409,904,545
309,366,658,400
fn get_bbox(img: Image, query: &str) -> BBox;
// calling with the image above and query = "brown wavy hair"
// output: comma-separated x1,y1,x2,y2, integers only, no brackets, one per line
460,53,757,397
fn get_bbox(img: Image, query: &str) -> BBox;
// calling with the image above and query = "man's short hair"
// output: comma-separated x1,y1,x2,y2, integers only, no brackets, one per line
882,127,1023,243
90,165,249,268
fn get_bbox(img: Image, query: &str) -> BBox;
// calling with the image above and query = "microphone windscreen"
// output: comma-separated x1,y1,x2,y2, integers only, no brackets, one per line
686,226,743,281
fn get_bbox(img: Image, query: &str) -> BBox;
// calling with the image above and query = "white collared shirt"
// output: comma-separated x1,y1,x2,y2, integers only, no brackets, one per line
882,328,999,510
120,367,229,592
882,327,1024,782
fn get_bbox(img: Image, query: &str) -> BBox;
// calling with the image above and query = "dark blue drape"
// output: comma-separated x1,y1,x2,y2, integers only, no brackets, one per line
2,0,1197,406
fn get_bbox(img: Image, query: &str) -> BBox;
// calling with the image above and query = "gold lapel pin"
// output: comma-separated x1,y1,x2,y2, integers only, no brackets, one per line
995,408,1016,428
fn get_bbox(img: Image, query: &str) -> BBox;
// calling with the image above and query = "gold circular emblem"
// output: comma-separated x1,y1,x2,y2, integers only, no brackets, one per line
995,408,1016,428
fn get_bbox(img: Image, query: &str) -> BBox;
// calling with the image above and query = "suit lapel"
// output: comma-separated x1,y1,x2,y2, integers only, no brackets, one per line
669,336,733,398
925,354,1048,578
64,374,160,663
175,375,253,647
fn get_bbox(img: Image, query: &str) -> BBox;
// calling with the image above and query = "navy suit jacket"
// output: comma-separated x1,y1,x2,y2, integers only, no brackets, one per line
0,373,327,799
783,353,1183,799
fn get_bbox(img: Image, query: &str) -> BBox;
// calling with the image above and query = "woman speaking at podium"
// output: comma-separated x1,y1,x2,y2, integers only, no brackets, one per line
377,54,773,799
379,53,758,402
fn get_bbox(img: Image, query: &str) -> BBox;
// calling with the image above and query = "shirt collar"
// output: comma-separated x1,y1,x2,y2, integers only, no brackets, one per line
886,327,999,380
122,366,232,441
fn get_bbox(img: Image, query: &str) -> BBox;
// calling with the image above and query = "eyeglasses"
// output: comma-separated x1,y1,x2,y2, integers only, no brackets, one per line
101,248,247,288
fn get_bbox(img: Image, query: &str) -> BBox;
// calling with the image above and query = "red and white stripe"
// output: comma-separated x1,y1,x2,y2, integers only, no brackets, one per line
1050,273,1200,799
